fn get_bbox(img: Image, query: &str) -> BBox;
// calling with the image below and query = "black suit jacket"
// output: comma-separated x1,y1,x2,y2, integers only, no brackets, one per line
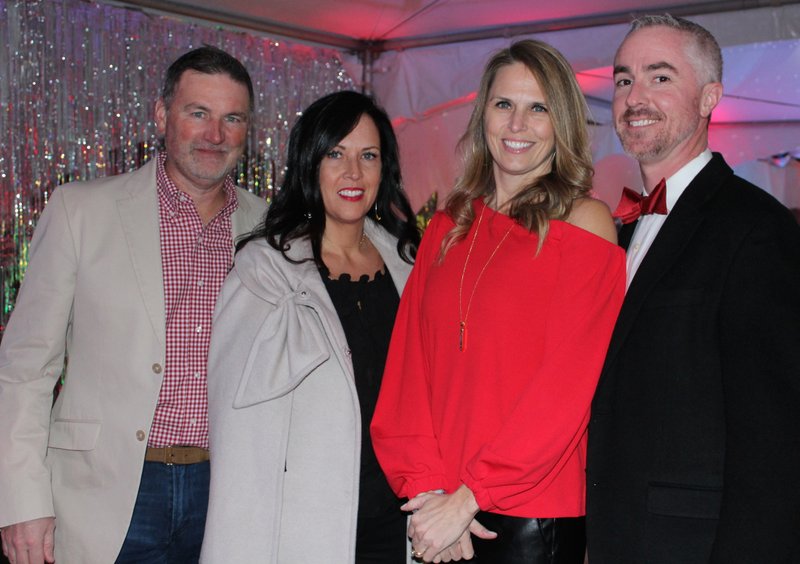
586,153,800,564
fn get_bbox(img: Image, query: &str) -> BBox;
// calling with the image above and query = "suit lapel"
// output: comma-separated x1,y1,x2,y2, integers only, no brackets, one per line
603,154,732,370
116,161,166,346
618,221,637,250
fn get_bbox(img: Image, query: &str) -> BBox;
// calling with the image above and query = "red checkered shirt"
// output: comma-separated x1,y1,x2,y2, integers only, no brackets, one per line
148,152,238,448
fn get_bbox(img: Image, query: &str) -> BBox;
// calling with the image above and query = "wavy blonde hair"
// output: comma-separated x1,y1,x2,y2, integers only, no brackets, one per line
442,39,593,256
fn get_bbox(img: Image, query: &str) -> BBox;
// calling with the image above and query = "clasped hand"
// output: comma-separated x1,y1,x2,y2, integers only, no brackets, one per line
402,484,496,562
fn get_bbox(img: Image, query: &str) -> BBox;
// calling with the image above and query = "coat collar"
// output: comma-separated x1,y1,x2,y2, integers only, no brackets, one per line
604,153,733,370
283,220,411,295
288,223,411,354
283,221,412,369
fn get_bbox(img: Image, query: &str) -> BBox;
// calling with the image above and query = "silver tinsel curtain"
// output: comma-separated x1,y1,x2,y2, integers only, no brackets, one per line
0,0,356,332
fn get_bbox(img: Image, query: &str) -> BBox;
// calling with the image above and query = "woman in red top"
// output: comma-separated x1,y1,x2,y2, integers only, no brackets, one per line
371,39,626,563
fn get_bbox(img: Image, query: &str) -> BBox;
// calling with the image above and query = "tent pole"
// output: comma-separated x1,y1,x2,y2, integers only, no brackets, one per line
359,42,384,96
361,47,373,96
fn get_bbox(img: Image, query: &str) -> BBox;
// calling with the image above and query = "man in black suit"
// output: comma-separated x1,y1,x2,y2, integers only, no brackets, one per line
586,14,800,564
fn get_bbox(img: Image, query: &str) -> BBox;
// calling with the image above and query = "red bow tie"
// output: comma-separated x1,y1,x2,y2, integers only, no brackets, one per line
613,178,668,224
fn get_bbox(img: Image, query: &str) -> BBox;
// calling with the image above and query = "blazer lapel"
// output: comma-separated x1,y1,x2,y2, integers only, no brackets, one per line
231,196,248,239
116,161,166,346
231,190,263,240
604,154,732,370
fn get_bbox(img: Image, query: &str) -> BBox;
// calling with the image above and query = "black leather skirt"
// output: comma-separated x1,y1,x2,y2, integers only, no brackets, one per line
471,512,585,564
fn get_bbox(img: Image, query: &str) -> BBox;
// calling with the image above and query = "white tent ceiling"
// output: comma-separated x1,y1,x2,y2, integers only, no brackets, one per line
116,0,799,49
117,0,800,209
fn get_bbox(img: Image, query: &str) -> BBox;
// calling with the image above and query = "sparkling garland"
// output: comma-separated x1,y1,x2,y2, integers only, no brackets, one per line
0,0,356,332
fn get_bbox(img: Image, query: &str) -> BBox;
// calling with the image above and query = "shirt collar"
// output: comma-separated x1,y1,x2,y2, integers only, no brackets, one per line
657,149,712,211
155,151,239,221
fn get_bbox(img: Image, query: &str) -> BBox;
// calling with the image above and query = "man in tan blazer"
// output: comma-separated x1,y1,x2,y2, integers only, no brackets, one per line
0,47,266,563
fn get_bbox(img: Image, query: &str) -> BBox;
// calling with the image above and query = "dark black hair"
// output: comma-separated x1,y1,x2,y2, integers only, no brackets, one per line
162,46,254,111
239,90,419,266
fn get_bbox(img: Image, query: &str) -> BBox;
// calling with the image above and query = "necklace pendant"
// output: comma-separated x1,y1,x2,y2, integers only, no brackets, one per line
459,321,467,352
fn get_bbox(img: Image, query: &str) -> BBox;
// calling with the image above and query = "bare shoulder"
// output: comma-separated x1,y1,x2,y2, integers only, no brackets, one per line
566,197,618,244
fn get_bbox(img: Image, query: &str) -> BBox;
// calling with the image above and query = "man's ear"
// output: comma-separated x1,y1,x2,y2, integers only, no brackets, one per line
699,82,723,119
155,98,167,135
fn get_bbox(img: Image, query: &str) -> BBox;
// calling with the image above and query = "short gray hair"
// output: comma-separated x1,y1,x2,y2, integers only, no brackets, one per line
628,14,723,84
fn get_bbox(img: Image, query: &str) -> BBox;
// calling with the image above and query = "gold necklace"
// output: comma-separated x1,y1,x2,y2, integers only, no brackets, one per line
323,229,367,251
458,204,514,351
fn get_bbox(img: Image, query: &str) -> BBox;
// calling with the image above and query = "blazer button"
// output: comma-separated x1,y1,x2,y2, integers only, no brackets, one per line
152,363,162,374
136,430,146,441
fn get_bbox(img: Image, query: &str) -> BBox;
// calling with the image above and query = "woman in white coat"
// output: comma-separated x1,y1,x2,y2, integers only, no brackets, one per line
201,91,420,564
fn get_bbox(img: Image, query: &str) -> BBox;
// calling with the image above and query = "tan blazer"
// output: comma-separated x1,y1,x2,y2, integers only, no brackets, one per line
0,159,266,563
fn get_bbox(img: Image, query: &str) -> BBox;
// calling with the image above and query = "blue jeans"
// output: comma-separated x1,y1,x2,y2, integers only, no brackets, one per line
115,461,209,563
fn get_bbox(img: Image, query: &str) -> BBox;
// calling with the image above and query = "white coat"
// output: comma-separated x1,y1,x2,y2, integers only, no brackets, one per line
201,220,412,563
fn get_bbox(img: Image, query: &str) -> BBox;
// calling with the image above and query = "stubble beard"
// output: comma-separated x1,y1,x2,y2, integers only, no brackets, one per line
185,146,241,184
615,105,702,164
617,125,672,163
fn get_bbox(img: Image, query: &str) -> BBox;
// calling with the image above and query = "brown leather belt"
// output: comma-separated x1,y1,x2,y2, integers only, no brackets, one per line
144,446,209,465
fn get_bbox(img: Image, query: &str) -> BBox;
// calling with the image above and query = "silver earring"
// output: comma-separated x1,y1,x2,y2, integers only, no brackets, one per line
304,211,312,221
374,202,381,221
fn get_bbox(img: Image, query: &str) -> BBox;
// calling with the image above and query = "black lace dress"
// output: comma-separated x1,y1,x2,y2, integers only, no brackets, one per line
320,265,406,564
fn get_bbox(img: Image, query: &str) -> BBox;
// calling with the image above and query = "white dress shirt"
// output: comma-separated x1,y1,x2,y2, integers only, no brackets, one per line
625,149,712,288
